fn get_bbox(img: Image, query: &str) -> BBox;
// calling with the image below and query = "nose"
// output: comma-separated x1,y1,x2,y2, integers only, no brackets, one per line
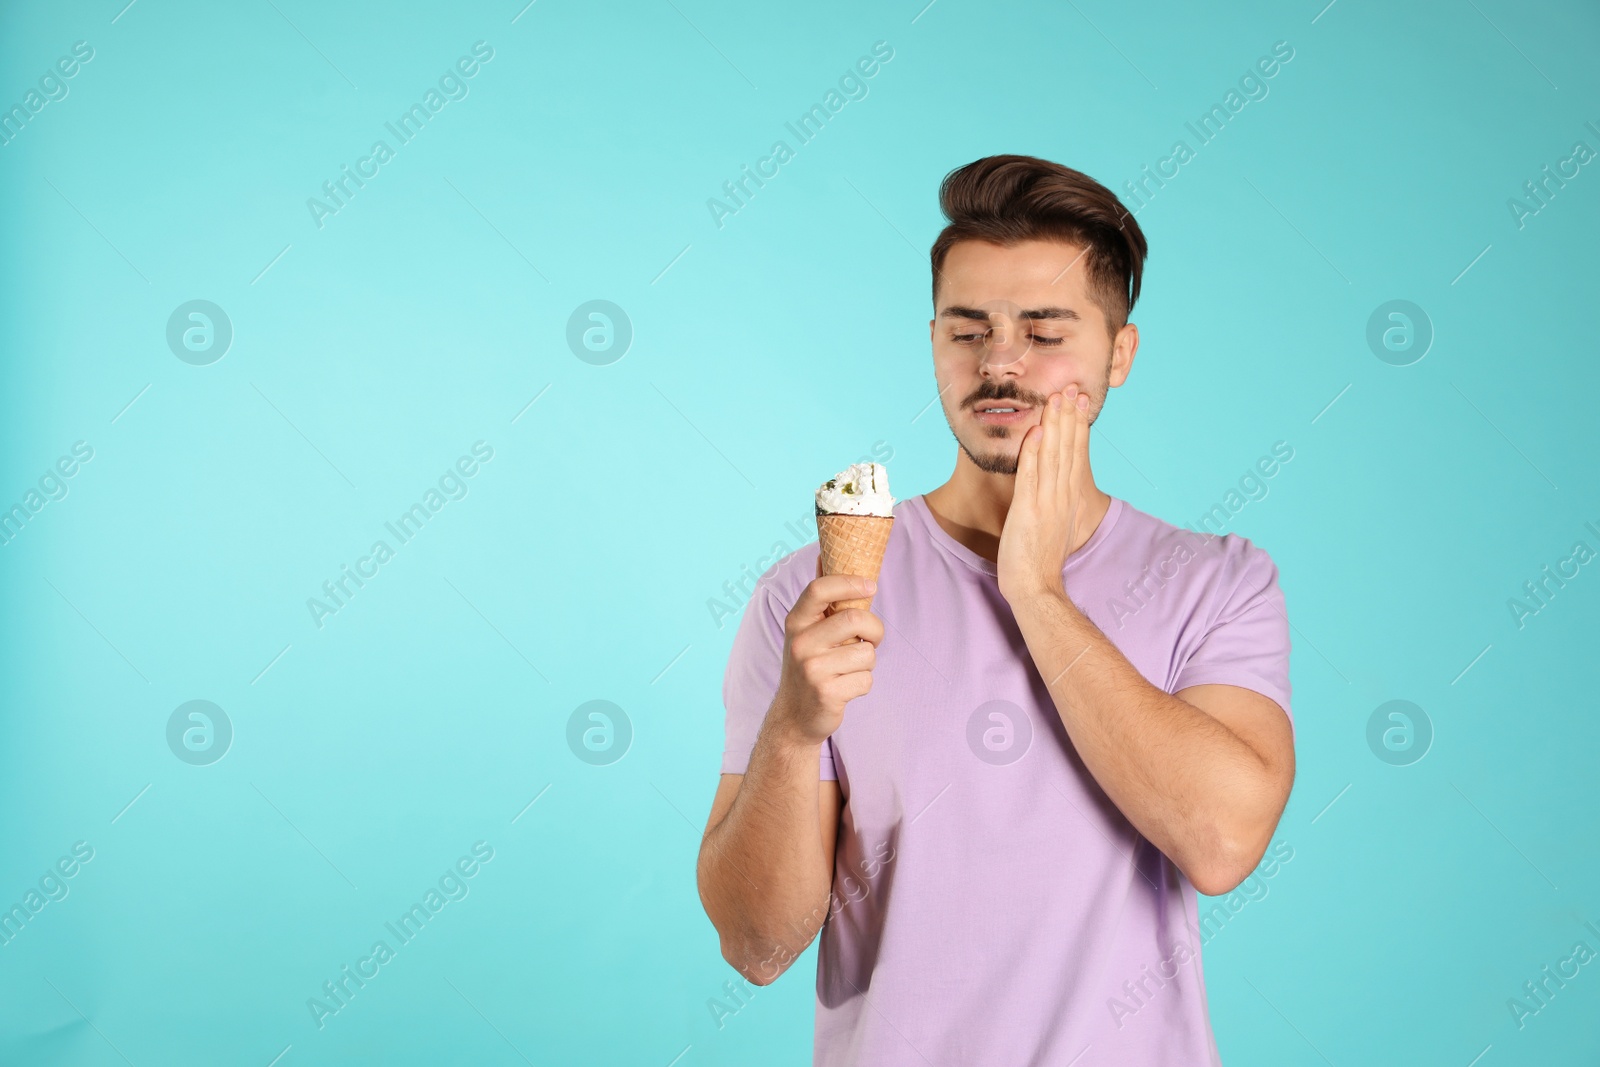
979,314,1026,372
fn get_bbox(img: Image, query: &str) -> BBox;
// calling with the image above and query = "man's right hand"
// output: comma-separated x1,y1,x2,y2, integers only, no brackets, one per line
770,569,885,745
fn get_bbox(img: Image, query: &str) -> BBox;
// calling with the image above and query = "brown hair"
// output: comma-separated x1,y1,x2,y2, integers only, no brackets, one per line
930,154,1149,340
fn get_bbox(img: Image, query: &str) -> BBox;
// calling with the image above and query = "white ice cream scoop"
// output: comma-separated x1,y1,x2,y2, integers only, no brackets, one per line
815,462,894,517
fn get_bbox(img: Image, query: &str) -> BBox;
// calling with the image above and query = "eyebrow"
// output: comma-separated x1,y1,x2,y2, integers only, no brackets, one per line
938,305,1081,322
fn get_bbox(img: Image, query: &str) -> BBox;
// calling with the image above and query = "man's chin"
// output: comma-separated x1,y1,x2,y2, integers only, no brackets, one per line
958,439,1020,476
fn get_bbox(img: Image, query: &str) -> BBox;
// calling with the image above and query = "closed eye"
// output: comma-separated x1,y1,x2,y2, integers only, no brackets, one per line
951,330,1064,347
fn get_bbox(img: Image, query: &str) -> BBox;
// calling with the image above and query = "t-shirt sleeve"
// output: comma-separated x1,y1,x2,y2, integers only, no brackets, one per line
721,575,838,780
1172,543,1294,739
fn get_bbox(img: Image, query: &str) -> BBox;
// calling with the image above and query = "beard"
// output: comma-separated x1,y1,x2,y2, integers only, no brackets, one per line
957,432,1024,475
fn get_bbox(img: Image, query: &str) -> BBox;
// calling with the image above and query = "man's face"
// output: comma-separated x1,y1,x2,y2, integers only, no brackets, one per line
928,238,1136,476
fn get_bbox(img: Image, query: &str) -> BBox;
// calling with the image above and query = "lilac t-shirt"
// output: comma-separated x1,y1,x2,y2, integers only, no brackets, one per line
721,492,1293,1065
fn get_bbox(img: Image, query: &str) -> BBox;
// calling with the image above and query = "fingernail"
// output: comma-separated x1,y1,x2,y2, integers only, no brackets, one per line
1051,394,1062,409
864,579,877,593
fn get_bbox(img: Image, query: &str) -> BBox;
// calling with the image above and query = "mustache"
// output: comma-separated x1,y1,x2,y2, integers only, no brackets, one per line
965,385,1047,408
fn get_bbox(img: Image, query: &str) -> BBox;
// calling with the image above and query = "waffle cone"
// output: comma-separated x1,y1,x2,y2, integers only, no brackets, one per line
816,512,893,615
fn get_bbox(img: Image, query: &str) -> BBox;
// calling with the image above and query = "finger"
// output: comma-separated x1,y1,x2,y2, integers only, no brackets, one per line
790,636,876,696
832,670,875,702
1071,391,1092,490
1061,390,1085,494
1064,392,1090,538
1015,420,1039,497
804,606,886,651
1037,392,1061,505
813,643,877,680
793,574,879,629
1036,395,1062,511
1061,388,1081,495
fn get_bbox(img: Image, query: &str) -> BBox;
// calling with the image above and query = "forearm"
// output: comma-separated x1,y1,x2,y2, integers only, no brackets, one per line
697,705,833,983
1012,588,1275,894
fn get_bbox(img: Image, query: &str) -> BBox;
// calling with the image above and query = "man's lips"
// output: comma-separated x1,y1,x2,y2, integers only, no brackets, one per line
973,403,1032,424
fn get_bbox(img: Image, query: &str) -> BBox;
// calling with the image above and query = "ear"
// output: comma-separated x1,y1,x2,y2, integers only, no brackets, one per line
1109,322,1139,387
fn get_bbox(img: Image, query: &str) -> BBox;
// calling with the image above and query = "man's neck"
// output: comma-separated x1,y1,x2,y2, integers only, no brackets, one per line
922,460,1112,565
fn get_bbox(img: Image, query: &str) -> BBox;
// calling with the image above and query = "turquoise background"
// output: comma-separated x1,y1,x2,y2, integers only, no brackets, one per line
2,0,1597,1063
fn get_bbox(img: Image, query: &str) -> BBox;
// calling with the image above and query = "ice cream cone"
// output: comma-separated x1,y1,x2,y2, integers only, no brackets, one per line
816,512,894,615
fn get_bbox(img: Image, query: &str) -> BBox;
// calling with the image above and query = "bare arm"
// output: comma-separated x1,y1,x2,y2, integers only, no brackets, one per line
697,572,880,985
697,744,841,985
1011,588,1295,896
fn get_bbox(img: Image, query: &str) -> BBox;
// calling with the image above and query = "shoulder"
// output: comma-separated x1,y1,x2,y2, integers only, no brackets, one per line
761,543,819,606
1115,497,1280,591
739,537,819,626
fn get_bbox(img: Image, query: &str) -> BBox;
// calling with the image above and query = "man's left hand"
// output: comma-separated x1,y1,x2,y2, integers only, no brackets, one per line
996,387,1092,604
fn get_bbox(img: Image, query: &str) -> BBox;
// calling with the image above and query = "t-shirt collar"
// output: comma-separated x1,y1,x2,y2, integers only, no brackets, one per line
909,492,1124,578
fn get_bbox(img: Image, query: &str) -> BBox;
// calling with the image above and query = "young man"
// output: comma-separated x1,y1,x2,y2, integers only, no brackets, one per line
697,154,1295,1064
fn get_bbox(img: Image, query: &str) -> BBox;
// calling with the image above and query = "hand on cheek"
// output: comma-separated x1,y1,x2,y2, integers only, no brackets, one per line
997,388,1092,601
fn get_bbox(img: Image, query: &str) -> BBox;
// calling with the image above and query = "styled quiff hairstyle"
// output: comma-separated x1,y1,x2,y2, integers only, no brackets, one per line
930,154,1149,341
